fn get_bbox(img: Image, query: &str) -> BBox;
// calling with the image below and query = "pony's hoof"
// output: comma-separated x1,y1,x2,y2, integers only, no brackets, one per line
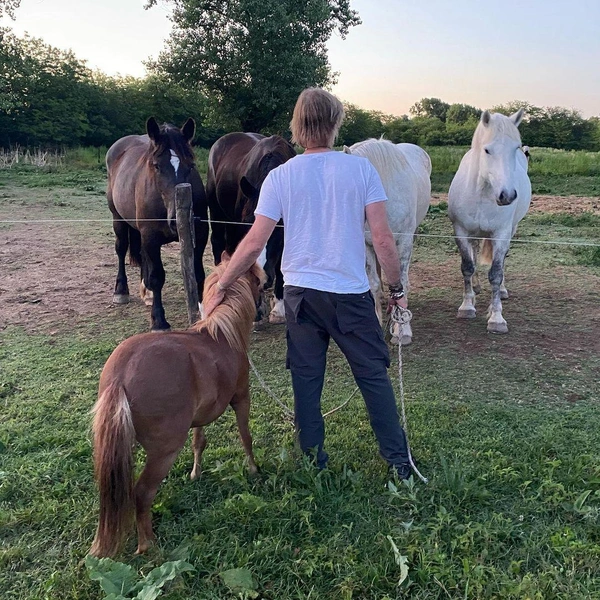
500,289,509,300
151,327,171,333
457,309,476,319
190,469,201,481
112,294,130,305
401,335,413,346
268,314,286,324
487,321,508,334
134,541,153,555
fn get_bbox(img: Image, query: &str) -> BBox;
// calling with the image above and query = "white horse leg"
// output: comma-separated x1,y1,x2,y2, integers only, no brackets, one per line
472,240,482,295
500,276,509,300
396,233,414,345
139,280,154,307
455,234,477,318
365,242,383,325
269,297,286,324
487,242,510,334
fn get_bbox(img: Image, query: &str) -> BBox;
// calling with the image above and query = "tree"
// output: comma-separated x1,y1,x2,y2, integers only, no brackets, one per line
446,103,481,125
337,104,386,146
146,0,361,132
0,0,21,20
409,97,450,122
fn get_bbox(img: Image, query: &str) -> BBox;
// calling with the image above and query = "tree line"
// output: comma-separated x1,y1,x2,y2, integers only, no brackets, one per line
1,25,599,151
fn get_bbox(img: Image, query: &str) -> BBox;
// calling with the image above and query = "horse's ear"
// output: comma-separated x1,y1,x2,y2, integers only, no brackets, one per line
240,176,258,199
181,118,196,142
343,145,352,154
510,108,525,128
480,111,491,127
146,117,161,144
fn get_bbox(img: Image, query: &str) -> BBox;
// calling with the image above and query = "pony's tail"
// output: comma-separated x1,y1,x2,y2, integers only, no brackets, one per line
479,239,493,266
89,382,135,557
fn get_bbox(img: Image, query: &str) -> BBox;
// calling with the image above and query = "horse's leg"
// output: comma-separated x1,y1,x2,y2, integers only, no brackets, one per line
455,232,477,318
193,215,210,316
134,445,183,554
208,197,227,264
112,218,130,304
396,233,415,345
500,275,509,300
141,233,169,331
365,241,383,325
267,229,285,324
230,392,258,475
190,427,207,480
472,240,482,295
487,240,510,334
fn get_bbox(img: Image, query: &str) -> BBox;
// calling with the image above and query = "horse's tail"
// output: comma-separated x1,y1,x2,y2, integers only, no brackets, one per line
479,239,493,266
128,228,142,268
89,382,135,557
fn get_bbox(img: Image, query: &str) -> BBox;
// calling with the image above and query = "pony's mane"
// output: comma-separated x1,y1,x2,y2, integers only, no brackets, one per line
150,123,195,163
472,113,522,149
349,138,409,181
191,262,264,353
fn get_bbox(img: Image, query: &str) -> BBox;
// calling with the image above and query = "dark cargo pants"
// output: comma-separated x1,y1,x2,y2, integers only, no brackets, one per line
284,285,410,470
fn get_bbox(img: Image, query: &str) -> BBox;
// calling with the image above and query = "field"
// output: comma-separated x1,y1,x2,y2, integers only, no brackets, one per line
1,149,599,599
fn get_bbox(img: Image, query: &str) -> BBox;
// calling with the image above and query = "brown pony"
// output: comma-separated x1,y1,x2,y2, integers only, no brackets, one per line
89,260,265,557
107,117,209,331
206,133,296,323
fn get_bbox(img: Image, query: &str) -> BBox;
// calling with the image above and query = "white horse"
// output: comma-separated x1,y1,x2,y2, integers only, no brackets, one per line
448,109,532,334
345,139,431,344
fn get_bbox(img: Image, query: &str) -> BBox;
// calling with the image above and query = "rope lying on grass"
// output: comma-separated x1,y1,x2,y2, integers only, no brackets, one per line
2,217,599,247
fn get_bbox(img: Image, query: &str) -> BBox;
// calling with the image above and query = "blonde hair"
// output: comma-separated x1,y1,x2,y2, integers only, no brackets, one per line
290,88,345,149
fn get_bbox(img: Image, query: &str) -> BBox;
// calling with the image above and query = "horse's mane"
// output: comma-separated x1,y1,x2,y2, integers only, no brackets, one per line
252,136,296,181
349,138,409,182
150,123,195,162
472,113,522,149
191,261,264,353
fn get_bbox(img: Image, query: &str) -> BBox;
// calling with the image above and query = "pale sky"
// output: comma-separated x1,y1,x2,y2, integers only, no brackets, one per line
5,0,600,118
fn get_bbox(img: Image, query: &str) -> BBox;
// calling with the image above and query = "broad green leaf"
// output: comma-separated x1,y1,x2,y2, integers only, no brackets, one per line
220,567,258,597
85,555,137,596
386,535,409,585
574,489,592,511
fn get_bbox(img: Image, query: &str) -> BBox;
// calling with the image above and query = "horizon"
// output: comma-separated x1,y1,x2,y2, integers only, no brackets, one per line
3,0,599,119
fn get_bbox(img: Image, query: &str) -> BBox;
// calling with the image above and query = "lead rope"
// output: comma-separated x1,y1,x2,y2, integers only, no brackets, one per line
389,306,428,484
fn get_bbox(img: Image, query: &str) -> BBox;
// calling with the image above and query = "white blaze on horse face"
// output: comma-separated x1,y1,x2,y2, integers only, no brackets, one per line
170,150,180,176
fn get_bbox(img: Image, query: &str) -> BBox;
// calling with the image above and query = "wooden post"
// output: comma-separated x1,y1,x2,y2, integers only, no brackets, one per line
175,183,199,325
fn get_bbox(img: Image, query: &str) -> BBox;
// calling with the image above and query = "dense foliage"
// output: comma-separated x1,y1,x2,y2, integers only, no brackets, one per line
146,0,360,132
1,27,599,150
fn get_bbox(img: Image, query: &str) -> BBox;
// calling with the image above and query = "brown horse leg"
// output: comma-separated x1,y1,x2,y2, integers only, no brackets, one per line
193,219,209,305
190,427,207,480
134,447,182,554
141,233,169,331
112,219,130,304
231,395,258,475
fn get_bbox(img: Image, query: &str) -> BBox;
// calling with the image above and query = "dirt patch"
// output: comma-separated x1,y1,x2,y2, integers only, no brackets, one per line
431,193,600,215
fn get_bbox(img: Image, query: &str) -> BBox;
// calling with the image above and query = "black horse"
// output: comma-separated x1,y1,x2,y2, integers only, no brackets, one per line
206,133,295,323
106,117,209,331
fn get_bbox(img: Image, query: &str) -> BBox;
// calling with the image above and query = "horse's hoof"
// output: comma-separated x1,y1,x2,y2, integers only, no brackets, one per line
268,314,286,324
112,294,130,305
487,321,508,334
457,309,476,319
144,297,154,307
473,285,482,295
500,290,509,300
401,335,413,346
151,327,170,333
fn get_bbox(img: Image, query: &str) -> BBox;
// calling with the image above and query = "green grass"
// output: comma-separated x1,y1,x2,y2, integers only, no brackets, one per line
1,163,599,599
426,147,600,195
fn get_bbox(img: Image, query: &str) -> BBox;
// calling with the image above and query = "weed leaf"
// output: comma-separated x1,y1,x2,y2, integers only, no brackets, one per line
220,567,259,598
386,535,409,585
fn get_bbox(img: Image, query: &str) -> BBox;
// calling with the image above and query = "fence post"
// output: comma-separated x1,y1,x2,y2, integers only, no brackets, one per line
175,183,199,325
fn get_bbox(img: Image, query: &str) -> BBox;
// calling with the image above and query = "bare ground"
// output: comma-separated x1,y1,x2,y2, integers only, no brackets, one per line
1,186,599,368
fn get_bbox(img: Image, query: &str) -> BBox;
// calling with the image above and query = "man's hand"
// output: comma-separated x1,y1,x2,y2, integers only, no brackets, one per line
203,287,226,318
386,294,408,314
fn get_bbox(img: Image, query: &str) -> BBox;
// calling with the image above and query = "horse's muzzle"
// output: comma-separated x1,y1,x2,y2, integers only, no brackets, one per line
497,189,518,206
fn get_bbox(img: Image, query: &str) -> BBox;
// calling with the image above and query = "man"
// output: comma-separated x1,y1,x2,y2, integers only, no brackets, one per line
204,87,413,479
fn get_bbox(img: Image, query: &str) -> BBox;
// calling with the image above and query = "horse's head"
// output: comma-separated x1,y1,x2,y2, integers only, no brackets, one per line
239,136,296,222
146,117,197,234
474,109,525,206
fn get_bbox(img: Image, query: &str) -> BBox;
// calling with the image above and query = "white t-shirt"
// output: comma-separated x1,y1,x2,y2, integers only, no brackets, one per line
254,151,387,293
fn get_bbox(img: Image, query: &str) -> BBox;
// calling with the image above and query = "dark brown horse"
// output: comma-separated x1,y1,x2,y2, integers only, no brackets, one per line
107,117,209,331
89,259,265,557
206,133,296,323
